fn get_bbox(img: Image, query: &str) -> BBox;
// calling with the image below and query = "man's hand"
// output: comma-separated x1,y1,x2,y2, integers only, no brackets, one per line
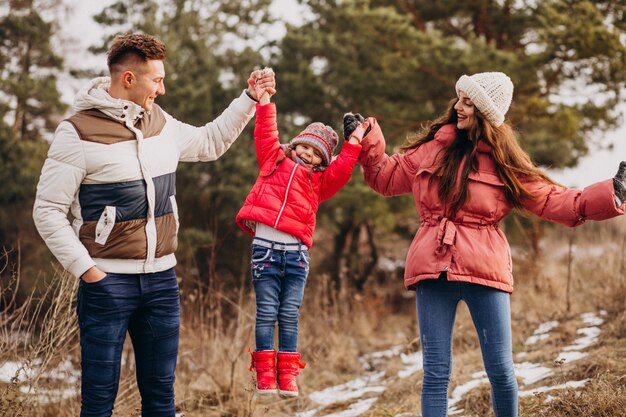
81,266,107,283
613,161,626,206
246,67,276,102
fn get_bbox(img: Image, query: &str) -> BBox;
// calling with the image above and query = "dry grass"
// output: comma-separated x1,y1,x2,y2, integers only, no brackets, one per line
361,218,626,417
519,375,626,417
1,218,626,416
0,251,81,417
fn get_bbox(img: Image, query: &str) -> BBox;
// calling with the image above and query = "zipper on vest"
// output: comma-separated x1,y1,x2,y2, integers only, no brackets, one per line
274,164,299,228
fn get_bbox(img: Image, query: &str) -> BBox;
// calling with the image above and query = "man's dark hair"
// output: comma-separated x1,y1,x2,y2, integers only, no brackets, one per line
107,34,166,73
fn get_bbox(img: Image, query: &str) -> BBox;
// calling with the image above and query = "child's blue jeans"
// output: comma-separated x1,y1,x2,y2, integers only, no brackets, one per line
251,238,309,352
416,274,518,417
76,267,180,417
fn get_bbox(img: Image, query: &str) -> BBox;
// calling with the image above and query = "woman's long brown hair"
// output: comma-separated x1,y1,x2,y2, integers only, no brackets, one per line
401,98,556,216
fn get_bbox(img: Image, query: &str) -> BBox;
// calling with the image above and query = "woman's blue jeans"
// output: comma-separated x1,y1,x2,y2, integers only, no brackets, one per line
416,274,518,417
76,267,180,417
251,240,309,352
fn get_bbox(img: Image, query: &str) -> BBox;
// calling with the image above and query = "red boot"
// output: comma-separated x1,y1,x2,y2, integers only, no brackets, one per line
277,352,306,397
249,349,278,394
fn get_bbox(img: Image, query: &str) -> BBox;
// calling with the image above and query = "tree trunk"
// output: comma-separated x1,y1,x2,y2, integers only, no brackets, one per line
352,222,379,292
330,219,356,294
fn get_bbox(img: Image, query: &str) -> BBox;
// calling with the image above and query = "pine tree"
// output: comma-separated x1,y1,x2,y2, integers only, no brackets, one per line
0,0,66,290
0,0,66,141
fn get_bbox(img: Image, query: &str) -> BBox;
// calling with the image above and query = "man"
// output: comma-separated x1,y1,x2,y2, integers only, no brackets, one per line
32,33,275,416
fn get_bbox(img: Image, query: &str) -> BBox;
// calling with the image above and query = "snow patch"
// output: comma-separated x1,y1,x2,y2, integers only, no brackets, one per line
19,386,78,405
563,327,601,352
317,398,378,417
358,345,403,370
515,362,554,385
296,410,319,417
308,372,386,406
0,358,79,385
0,361,35,383
518,379,591,397
581,312,604,327
556,351,588,362
526,333,550,345
0,358,81,404
525,320,559,345
448,377,490,410
554,312,603,363
398,351,423,378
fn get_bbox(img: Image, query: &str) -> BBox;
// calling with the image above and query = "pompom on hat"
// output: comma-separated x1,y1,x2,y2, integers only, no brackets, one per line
290,122,339,166
455,72,514,127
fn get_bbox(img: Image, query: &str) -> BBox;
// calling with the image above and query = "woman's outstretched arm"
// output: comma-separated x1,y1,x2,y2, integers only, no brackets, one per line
521,162,626,226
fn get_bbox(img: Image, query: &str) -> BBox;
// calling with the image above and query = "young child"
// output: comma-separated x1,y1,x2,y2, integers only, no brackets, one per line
236,68,368,396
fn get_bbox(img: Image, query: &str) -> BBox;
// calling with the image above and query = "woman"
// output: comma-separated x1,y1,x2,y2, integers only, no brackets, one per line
358,72,626,417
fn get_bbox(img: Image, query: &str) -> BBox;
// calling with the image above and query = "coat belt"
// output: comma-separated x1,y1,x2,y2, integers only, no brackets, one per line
435,217,456,255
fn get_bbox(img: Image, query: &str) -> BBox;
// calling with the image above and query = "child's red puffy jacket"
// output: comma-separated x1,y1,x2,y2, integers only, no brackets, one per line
236,103,361,248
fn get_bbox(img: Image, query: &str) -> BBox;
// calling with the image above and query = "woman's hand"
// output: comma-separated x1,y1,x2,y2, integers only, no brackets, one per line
343,112,365,140
347,121,370,144
613,161,626,206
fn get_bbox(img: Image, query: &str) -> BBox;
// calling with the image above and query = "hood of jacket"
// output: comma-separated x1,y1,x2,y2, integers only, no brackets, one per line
73,77,146,124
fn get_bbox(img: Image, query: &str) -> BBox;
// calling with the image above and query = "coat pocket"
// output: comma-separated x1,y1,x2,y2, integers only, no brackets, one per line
251,247,271,263
465,171,507,220
95,206,116,245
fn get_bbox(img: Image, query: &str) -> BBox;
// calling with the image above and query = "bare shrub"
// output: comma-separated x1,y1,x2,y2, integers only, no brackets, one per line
1,254,80,416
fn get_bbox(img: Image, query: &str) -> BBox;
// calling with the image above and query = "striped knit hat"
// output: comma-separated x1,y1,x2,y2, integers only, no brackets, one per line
290,122,339,166
455,72,514,127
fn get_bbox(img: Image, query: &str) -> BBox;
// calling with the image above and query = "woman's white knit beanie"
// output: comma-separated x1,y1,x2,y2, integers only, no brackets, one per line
455,72,514,127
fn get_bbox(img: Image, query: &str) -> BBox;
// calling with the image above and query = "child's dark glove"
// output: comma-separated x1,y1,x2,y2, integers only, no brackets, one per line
613,161,626,207
343,113,365,140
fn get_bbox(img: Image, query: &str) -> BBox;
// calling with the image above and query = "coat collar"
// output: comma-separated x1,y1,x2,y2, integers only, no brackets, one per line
73,77,146,125
436,125,493,154
476,139,493,153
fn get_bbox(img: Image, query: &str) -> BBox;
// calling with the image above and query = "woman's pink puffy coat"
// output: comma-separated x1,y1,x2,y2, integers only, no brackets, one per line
360,122,624,293
237,103,361,248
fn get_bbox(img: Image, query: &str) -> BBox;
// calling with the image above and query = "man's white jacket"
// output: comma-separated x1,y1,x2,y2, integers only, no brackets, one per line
33,77,256,278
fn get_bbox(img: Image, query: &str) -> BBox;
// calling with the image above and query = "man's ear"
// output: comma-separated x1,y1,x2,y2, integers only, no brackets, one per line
122,71,134,88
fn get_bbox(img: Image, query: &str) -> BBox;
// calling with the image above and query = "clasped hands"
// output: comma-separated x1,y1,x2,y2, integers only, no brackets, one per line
343,113,372,144
248,67,373,144
614,161,626,207
247,67,276,102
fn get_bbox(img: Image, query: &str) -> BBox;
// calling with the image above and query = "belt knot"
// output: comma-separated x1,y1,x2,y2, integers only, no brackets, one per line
435,217,456,255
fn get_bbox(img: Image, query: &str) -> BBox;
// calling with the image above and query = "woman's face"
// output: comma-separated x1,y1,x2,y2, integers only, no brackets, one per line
454,91,476,130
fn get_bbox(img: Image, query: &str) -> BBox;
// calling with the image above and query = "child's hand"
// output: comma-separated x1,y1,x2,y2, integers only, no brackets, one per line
246,67,276,102
343,112,365,140
347,120,370,144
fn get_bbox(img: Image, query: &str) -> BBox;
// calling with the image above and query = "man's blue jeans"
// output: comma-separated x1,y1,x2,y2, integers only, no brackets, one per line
76,267,180,417
251,239,309,352
416,274,518,417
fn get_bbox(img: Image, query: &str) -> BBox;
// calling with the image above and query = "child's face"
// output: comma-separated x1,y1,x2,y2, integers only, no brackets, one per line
294,143,324,166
